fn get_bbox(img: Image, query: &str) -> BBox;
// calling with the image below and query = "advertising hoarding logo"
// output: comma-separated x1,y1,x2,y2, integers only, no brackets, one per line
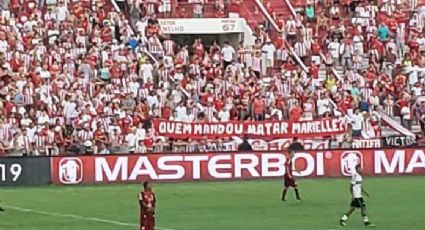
59,158,83,184
340,151,363,176
50,149,425,185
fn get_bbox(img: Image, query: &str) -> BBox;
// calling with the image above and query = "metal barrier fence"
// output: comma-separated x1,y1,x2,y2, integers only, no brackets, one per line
2,135,419,157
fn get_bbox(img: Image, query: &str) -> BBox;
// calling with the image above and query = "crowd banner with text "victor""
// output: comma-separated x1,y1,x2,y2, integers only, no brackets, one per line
152,118,346,139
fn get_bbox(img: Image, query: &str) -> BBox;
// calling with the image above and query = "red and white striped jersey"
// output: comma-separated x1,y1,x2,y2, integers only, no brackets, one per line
252,56,261,72
78,130,94,141
47,131,55,144
163,39,175,56
0,124,12,142
195,78,206,94
193,1,204,14
177,50,189,65
138,87,149,100
145,1,157,15
189,63,201,76
157,90,167,106
341,80,351,91
294,42,307,57
287,98,298,110
64,62,76,76
221,80,231,95
34,134,46,148
22,54,32,71
50,116,65,126
5,117,17,126
360,87,373,102
203,106,217,122
99,117,111,132
109,132,124,145
149,37,164,55
158,67,170,81
23,88,34,105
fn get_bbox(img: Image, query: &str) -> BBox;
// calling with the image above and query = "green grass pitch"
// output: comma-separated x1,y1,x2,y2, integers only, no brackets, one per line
1,177,424,230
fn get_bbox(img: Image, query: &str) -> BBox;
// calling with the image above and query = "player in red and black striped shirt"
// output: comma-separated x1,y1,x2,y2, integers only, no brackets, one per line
281,150,302,201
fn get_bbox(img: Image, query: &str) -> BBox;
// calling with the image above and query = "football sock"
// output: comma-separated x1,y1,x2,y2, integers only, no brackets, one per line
281,189,288,200
341,214,348,221
363,216,369,223
294,188,301,200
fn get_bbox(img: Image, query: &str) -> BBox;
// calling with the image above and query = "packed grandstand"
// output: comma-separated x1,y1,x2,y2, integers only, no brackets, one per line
0,0,424,156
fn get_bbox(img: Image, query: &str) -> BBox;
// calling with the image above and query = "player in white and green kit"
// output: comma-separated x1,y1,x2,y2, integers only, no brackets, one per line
340,164,375,227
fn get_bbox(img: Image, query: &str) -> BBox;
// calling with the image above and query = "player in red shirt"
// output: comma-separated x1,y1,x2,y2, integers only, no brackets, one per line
139,181,156,230
281,150,302,201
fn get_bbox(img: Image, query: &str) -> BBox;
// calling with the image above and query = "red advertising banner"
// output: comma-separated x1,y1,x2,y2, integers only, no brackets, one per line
51,148,425,185
152,118,346,139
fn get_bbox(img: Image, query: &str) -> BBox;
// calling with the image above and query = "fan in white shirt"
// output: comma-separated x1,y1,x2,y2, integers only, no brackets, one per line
128,80,140,97
262,41,276,61
136,124,147,140
125,128,139,152
20,116,32,127
37,112,50,125
146,93,159,108
139,61,153,83
411,85,422,96
98,144,111,155
63,99,76,115
108,125,122,136
270,107,283,120
350,110,364,135
416,34,425,50
56,4,69,22
328,40,341,60
221,42,235,63
217,108,230,122
174,104,187,121
135,19,148,36
0,40,8,53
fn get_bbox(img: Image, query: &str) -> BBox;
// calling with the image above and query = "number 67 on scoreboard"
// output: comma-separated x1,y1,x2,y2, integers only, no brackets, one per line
222,23,235,32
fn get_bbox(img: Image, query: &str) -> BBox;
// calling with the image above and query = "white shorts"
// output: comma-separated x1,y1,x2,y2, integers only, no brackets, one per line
312,56,321,65
266,59,274,68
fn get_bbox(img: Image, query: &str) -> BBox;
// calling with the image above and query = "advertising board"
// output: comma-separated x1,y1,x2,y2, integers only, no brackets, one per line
51,148,425,185
158,18,244,34
0,157,51,186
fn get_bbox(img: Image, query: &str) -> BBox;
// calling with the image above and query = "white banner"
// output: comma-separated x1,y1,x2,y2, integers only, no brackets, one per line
159,18,244,34
384,136,417,147
220,138,329,151
352,138,382,149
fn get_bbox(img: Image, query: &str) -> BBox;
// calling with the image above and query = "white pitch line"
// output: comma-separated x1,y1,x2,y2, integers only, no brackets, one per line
3,205,176,230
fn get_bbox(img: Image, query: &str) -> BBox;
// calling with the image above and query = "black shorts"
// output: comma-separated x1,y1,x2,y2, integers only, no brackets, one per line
284,177,297,188
223,61,232,70
350,198,366,208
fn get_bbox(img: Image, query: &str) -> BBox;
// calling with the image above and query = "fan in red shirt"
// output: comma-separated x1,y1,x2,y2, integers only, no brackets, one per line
407,37,420,57
310,64,319,79
139,181,156,230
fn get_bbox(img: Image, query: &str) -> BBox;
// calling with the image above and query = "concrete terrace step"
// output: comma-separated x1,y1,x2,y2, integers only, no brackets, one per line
239,0,264,28
269,0,292,19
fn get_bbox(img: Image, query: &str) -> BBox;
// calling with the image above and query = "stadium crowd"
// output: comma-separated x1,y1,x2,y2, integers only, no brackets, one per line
0,0,424,156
